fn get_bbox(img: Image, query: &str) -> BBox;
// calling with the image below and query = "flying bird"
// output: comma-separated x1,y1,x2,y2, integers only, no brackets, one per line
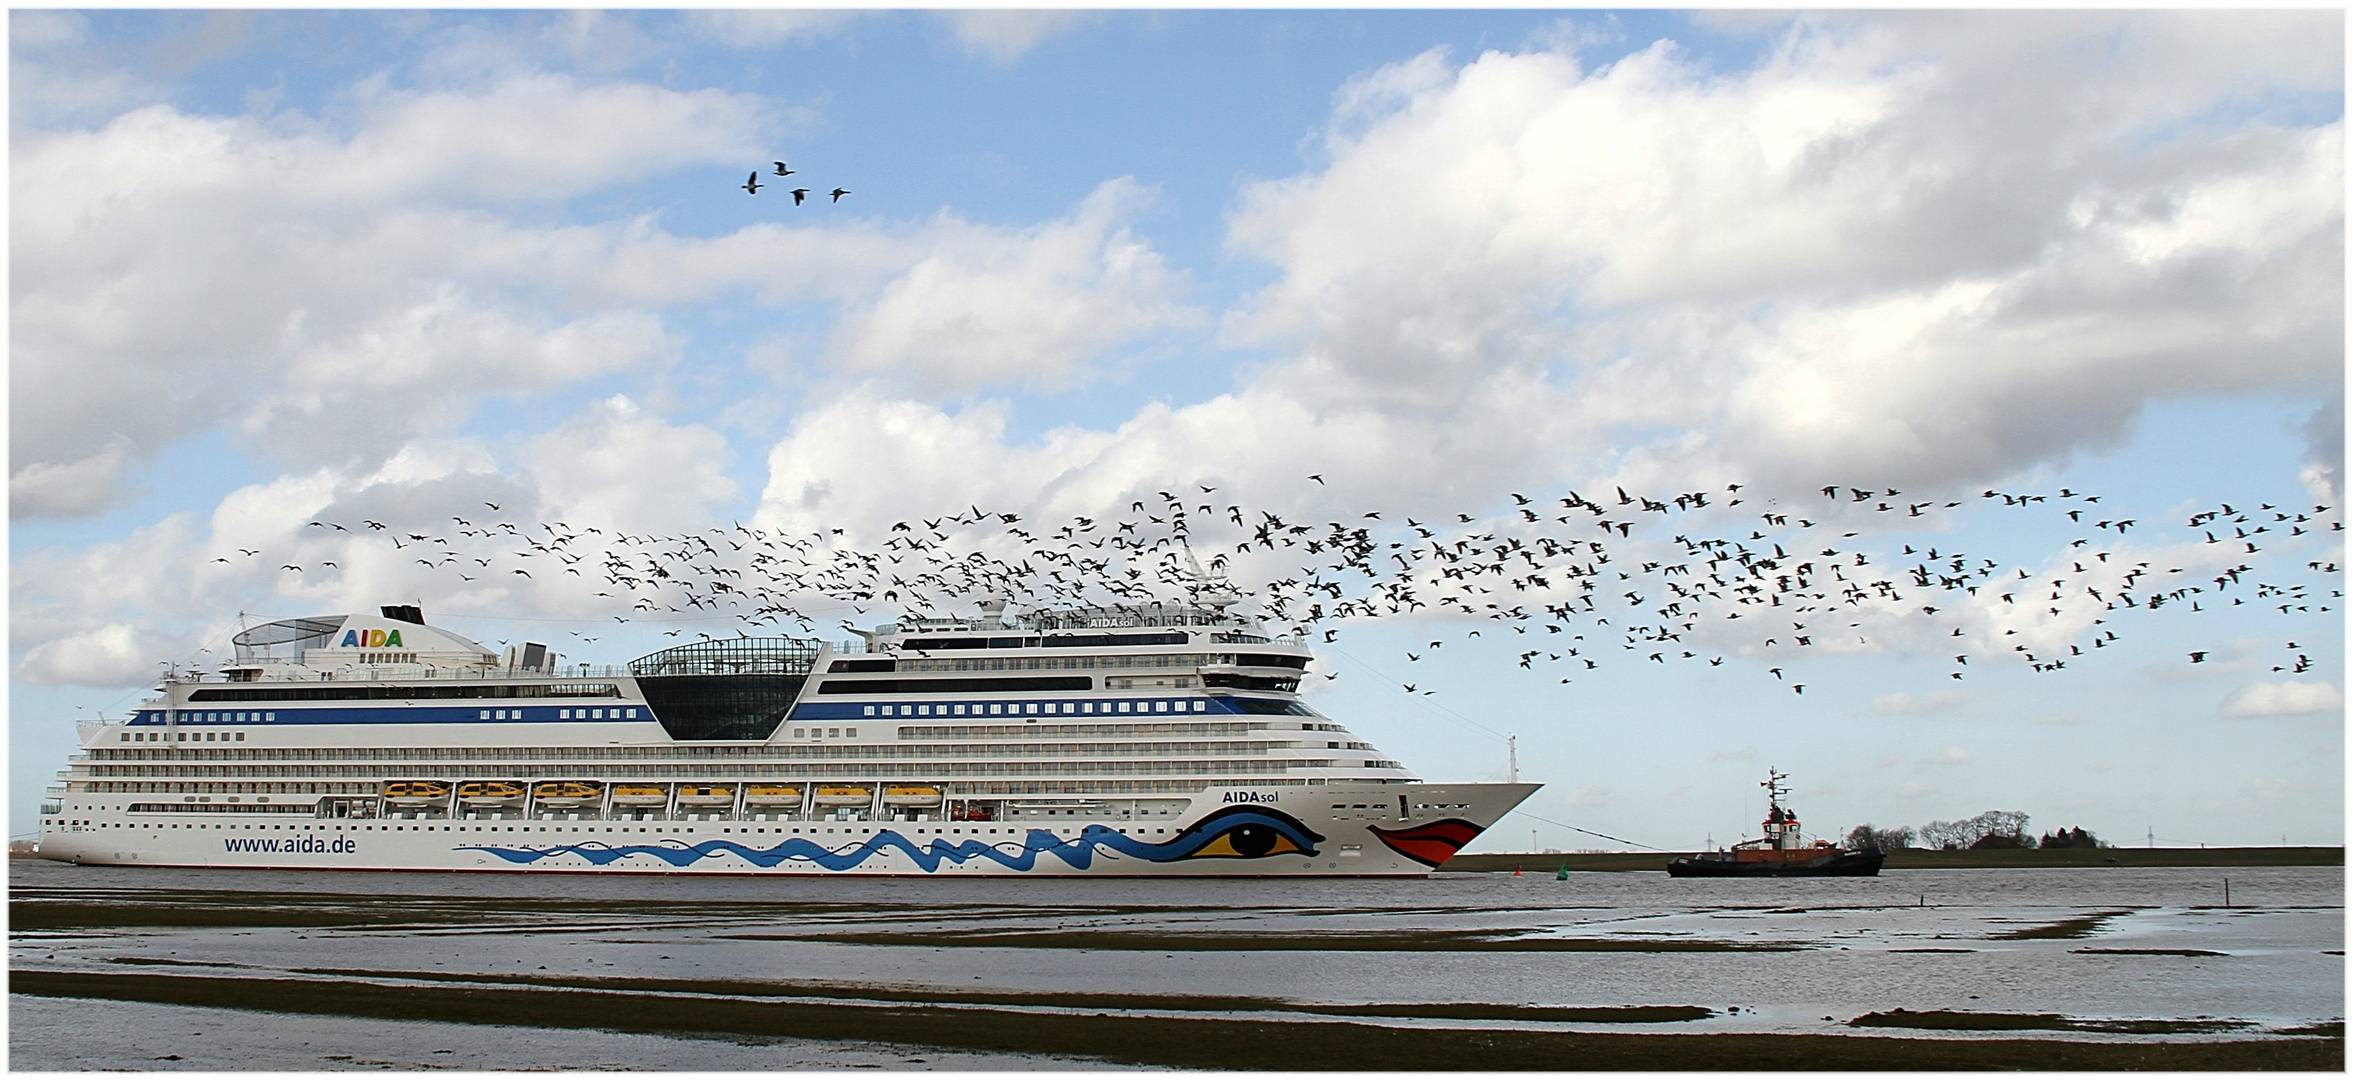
790,188,809,205
743,172,762,195
773,161,794,176
829,187,850,202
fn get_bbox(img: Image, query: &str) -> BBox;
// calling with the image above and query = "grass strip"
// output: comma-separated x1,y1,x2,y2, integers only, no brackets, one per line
14,970,2340,1071
1991,910,2133,940
748,929,1801,952
1848,1009,2254,1035
287,966,1714,1024
2072,948,2227,957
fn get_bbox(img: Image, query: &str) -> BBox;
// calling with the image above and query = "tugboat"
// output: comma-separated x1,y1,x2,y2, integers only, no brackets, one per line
1667,770,1884,877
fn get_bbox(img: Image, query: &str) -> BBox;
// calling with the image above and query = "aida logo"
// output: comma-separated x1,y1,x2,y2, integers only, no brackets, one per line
340,628,403,648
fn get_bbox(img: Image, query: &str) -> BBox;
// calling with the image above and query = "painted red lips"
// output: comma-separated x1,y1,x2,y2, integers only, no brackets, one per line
1366,818,1484,867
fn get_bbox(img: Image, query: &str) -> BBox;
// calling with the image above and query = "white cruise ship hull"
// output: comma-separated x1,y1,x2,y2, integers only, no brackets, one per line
41,783,1537,877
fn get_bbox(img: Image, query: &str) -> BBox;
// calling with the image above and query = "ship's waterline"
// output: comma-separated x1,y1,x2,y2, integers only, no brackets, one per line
38,600,1535,875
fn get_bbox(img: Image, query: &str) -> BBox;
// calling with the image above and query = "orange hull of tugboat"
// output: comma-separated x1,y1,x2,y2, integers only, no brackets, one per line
1666,845,1885,876
1667,768,1885,876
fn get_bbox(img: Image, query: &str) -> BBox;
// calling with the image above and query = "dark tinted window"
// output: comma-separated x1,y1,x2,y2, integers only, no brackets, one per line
636,674,807,741
1236,653,1309,669
900,637,991,650
1040,632,1190,648
817,676,1092,695
1226,698,1314,716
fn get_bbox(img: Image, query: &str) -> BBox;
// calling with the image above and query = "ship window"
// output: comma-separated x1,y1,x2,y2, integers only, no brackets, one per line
793,728,805,738
1155,701,1169,713
120,733,129,742
845,727,857,738
559,709,570,719
1025,703,1038,714
827,728,840,738
625,708,637,718
863,706,875,716
479,710,491,720
952,705,966,716
1192,701,1206,712
1082,702,1094,714
235,732,245,742
265,712,275,722
1118,702,1132,713
988,704,1003,715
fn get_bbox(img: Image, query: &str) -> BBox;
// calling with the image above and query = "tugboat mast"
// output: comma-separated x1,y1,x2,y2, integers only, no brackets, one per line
1761,767,1798,850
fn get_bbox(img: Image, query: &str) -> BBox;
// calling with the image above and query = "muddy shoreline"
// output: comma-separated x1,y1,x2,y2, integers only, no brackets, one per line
15,970,2340,1071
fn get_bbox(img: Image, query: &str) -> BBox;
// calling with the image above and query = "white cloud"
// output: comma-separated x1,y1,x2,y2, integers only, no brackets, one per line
1223,13,2342,494
10,74,761,513
522,395,738,531
1871,689,1976,716
940,11,1089,65
683,10,860,49
826,179,1198,394
10,434,136,517
2219,680,2343,718
1562,785,1614,807
13,622,179,688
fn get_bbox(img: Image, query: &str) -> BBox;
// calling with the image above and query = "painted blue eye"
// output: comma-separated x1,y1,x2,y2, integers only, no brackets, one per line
1149,806,1326,861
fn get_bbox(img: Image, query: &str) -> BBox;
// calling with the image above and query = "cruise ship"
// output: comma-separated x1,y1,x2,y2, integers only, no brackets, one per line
38,600,1537,876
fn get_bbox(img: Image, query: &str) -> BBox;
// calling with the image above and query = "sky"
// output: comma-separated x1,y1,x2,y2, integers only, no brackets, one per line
10,9,2344,851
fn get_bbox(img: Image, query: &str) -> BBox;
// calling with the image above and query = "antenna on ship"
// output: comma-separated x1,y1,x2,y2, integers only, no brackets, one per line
1507,734,1519,784
1179,542,1241,612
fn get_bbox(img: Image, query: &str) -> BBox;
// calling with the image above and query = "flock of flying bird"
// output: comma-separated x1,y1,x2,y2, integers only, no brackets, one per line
224,478,2341,697
743,160,848,206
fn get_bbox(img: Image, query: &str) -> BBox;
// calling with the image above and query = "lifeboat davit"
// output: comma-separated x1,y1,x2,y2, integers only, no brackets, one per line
532,781,602,806
813,785,872,806
610,784,670,806
882,785,943,807
383,780,450,805
743,785,803,806
456,780,526,806
675,785,734,806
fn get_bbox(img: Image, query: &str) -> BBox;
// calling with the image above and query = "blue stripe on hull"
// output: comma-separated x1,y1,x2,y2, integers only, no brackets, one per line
788,697,1277,721
126,706,646,726
459,807,1326,872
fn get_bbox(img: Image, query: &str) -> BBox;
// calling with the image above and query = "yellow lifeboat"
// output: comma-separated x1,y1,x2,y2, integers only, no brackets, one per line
675,784,734,806
610,784,670,806
743,785,802,805
532,781,602,806
382,780,450,805
813,785,872,806
455,780,526,805
882,785,943,807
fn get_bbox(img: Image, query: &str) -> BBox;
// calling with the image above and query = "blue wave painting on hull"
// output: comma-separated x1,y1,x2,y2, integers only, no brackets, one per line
456,805,1325,872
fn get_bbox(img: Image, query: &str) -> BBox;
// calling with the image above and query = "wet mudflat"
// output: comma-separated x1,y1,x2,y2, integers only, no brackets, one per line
10,858,2341,1070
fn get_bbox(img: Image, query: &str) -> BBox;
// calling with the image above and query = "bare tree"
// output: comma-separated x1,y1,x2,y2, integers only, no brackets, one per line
1845,823,1914,850
1920,810,2032,850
